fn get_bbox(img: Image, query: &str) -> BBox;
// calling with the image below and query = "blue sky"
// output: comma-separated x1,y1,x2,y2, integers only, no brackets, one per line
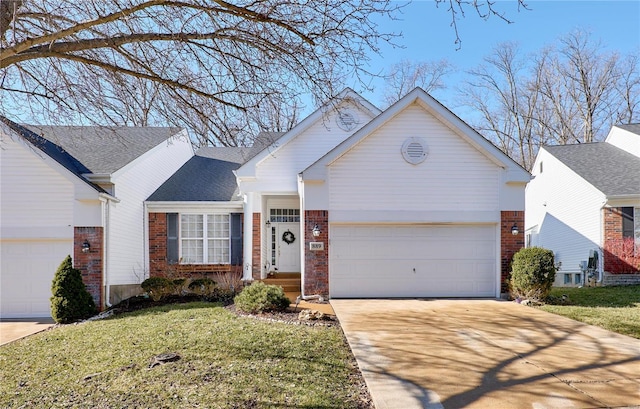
354,0,640,110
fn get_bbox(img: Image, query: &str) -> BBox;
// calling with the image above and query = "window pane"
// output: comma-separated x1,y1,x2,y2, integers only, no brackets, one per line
181,214,203,238
182,239,203,263
207,214,230,238
208,239,230,264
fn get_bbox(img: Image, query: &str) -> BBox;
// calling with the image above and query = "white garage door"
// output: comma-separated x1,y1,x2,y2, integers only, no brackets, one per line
330,225,497,298
1,240,72,318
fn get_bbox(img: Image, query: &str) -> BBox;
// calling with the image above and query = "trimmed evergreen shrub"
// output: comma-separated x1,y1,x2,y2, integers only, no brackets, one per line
510,247,557,301
234,282,290,314
141,277,173,301
188,277,217,296
50,255,96,323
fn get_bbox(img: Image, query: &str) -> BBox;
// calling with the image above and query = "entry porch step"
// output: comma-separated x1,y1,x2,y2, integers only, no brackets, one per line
261,273,301,292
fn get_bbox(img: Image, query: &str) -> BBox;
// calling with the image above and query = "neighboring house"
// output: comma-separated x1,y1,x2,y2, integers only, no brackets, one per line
526,124,640,287
146,88,530,298
0,118,193,318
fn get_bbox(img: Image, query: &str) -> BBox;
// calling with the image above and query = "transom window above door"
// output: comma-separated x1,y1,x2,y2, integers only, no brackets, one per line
269,208,300,223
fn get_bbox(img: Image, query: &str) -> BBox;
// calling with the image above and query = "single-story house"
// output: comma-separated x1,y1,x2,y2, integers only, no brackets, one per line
146,87,530,299
525,124,640,286
0,118,193,318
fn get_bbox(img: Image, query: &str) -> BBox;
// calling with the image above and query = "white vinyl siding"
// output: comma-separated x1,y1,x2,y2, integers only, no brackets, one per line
180,214,230,264
525,149,605,274
254,104,374,192
330,225,497,298
328,104,500,213
106,133,192,284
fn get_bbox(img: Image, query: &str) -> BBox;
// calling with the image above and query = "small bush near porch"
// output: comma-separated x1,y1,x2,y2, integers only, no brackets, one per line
541,285,640,339
0,303,369,408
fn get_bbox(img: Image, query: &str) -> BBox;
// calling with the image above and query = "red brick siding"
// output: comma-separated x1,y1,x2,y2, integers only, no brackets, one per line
148,212,237,278
252,213,261,280
304,210,329,296
603,207,640,273
501,211,525,294
148,212,168,276
74,227,103,309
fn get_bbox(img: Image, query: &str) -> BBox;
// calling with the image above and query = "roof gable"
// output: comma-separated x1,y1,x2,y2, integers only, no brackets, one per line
235,88,381,178
0,116,106,193
302,87,530,182
544,143,640,197
22,124,183,175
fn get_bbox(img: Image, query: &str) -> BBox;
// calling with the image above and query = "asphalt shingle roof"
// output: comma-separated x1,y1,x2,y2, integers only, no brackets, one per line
0,116,107,193
147,149,242,202
545,142,640,197
22,125,183,174
616,123,640,134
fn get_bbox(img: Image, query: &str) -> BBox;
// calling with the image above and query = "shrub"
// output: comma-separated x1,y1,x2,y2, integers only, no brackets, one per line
50,255,96,323
234,282,290,314
141,277,173,301
188,277,217,296
510,247,556,301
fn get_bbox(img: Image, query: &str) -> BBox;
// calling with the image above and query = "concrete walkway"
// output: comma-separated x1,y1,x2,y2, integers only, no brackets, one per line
0,318,55,346
331,299,640,409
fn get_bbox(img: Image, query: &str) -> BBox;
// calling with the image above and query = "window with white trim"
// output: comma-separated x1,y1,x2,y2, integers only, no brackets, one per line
180,214,230,264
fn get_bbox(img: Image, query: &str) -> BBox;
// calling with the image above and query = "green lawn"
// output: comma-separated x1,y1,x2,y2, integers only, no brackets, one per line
0,303,368,408
540,285,640,339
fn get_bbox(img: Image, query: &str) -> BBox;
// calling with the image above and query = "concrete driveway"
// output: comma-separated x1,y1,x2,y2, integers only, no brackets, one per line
331,299,640,409
0,318,54,346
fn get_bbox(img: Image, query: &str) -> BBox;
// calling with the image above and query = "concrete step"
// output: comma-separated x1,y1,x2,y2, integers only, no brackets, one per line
262,273,301,292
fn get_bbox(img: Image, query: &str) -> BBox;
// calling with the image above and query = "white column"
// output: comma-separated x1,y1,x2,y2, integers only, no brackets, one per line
242,193,254,281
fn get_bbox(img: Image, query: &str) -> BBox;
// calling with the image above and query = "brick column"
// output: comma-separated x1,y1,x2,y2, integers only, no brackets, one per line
501,211,525,295
148,212,167,277
74,227,104,309
304,210,329,296
252,213,261,280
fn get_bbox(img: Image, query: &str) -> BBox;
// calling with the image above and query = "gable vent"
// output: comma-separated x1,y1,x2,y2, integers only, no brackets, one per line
401,137,428,165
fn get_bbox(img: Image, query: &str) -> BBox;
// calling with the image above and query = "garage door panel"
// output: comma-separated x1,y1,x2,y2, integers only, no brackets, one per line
1,240,71,318
329,225,497,298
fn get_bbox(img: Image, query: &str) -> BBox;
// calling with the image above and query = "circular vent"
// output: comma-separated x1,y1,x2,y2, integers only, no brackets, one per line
336,109,358,131
401,137,428,165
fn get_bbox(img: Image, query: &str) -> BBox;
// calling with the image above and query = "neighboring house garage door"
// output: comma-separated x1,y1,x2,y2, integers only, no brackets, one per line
329,225,497,298
0,240,71,318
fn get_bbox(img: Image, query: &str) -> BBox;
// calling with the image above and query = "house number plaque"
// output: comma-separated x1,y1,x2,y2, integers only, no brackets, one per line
309,242,324,251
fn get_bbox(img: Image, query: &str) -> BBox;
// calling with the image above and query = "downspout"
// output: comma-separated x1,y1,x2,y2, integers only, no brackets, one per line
99,193,119,308
597,202,607,284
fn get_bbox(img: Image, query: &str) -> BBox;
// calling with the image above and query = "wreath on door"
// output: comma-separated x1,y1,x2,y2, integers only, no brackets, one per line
282,230,295,245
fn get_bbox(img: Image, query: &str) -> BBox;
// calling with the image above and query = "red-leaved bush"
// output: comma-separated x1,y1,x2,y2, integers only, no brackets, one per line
603,237,640,273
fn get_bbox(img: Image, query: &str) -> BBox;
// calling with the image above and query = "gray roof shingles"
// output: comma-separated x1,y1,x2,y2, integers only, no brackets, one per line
146,132,284,202
147,148,242,202
22,125,183,174
545,142,640,197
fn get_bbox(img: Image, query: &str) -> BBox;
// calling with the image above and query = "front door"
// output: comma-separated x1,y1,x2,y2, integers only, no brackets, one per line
275,222,300,273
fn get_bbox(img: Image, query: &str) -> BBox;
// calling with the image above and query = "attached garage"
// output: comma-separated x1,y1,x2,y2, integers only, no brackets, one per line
0,240,72,318
329,225,497,298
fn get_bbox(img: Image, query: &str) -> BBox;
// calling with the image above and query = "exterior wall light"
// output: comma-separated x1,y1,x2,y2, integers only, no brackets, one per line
312,224,321,237
82,240,91,253
265,219,271,228
511,223,519,236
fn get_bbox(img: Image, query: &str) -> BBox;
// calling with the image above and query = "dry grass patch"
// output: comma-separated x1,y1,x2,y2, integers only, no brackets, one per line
0,303,370,408
541,285,640,339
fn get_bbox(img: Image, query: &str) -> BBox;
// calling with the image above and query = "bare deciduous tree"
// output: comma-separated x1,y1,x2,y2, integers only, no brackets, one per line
382,59,454,107
0,0,401,145
460,31,640,170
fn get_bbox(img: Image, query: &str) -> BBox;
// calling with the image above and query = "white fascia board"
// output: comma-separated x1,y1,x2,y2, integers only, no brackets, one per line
605,195,640,207
302,87,530,182
111,128,193,179
235,88,381,179
145,201,244,213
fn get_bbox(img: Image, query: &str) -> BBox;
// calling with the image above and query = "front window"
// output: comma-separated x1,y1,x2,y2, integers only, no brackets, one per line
180,214,230,264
